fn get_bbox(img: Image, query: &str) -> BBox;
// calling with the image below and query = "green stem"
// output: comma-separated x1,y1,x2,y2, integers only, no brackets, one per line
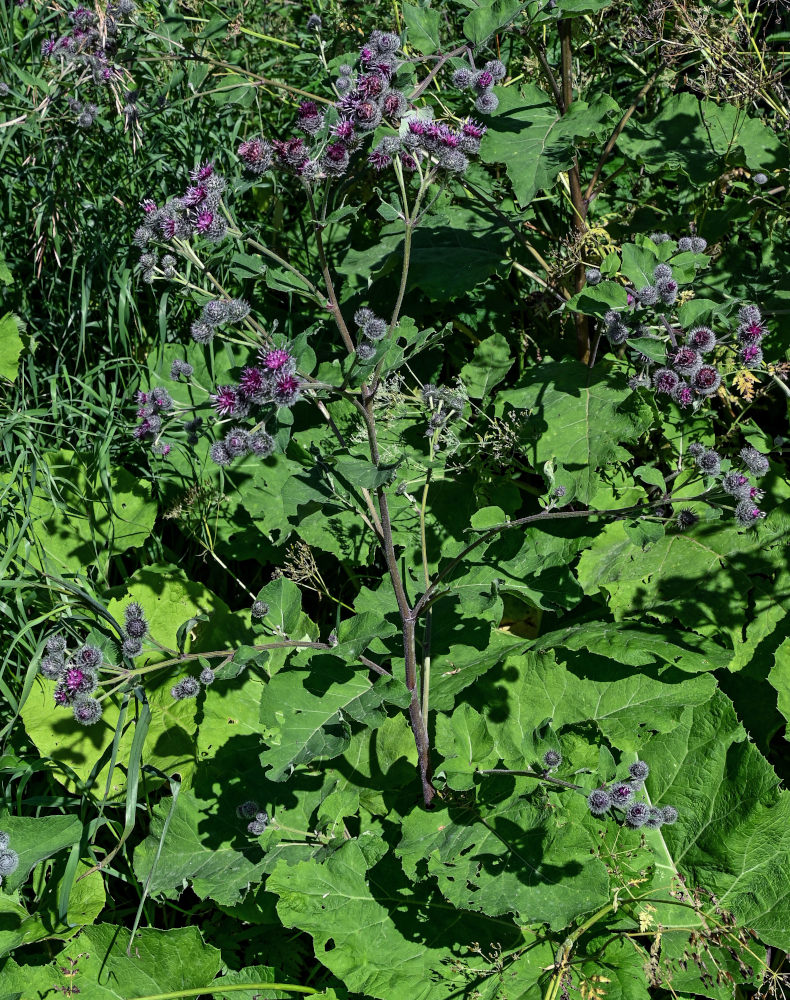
132,985,318,1000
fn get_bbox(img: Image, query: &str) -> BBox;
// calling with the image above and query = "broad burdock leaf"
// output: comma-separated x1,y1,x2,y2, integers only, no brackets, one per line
459,333,513,399
133,788,267,905
0,814,82,894
269,836,555,1000
496,362,652,504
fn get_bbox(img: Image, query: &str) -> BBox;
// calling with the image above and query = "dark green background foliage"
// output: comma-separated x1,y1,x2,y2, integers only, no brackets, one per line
1,0,790,998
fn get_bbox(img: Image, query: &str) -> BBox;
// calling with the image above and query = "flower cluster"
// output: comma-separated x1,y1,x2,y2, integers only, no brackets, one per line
237,800,268,835
451,58,506,114
237,29,496,183
190,297,250,345
170,661,217,700
207,344,303,466
354,307,387,360
684,441,771,526
134,163,228,274
421,382,465,449
134,386,174,447
0,831,19,887
39,634,103,726
120,602,149,658
586,760,678,829
41,1,138,130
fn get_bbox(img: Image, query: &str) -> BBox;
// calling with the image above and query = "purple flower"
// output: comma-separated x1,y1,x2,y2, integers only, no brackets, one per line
368,148,392,171
260,348,293,372
238,137,274,174
54,686,70,707
182,185,208,207
735,499,765,526
210,385,240,416
140,198,157,215
330,117,355,141
474,70,494,91
273,373,302,407
400,153,418,171
740,343,763,365
625,802,650,828
194,210,214,234
653,368,679,394
65,666,85,693
610,782,635,806
191,161,214,181
672,381,694,408
382,91,407,118
239,366,270,400
462,118,487,139
722,472,751,498
687,326,716,352
738,320,765,343
672,346,701,377
587,789,612,815
691,365,721,396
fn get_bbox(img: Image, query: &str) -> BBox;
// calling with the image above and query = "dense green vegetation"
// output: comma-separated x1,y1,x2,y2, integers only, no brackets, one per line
1,1,789,998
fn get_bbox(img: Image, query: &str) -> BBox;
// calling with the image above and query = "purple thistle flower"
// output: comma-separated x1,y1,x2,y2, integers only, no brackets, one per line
41,36,58,57
740,343,763,366
687,326,716,352
260,347,293,372
238,137,274,174
672,346,702,377
54,686,70,707
400,152,418,171
657,278,678,305
190,161,214,181
740,446,770,477
194,210,214,234
735,499,765,526
625,802,650,828
182,185,208,207
358,74,385,97
65,666,85,692
474,70,495,91
738,320,765,343
610,782,635,807
210,385,240,416
382,90,407,118
273,373,302,407
369,148,392,171
160,217,178,240
323,142,350,175
77,645,102,669
672,381,694,408
691,365,721,396
239,366,270,400
653,367,679,394
722,472,751,498
462,118,487,139
140,198,157,215
330,117,355,141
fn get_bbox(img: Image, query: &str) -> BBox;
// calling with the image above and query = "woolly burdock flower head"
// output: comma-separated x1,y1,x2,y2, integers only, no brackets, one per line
199,667,216,686
249,431,275,458
691,365,721,396
735,499,765,527
260,347,294,372
653,263,672,281
171,676,201,700
645,807,665,829
753,172,768,185
73,697,103,726
542,749,562,771
209,442,232,467
251,600,269,620
652,368,679,394
587,789,612,815
0,849,19,876
40,656,65,681
691,237,707,253
238,137,274,174
46,635,68,655
657,278,678,305
452,68,474,89
676,508,699,530
628,760,649,782
610,782,635,807
672,381,694,408
475,91,499,114
687,326,716,353
76,645,102,669
696,449,721,477
722,472,751,498
672,347,701,377
211,385,240,417
191,321,215,345
357,343,376,361
586,268,601,286
636,285,658,306
170,358,193,381
273,373,302,408
661,805,678,824
740,446,770,477
247,811,268,835
122,636,143,658
625,801,650,828
237,800,260,819
740,343,764,366
224,427,250,458
239,366,271,403
484,59,507,81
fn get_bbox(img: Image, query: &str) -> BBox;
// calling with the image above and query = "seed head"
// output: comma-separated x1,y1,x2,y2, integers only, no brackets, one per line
676,508,698,530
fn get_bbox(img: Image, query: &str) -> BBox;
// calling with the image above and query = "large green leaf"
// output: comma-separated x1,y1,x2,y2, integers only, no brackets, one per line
495,361,652,504
133,788,267,905
482,86,620,207
269,836,554,1000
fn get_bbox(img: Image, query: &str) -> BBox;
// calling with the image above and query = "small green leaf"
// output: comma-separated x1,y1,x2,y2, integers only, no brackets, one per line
0,313,23,382
403,3,442,54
